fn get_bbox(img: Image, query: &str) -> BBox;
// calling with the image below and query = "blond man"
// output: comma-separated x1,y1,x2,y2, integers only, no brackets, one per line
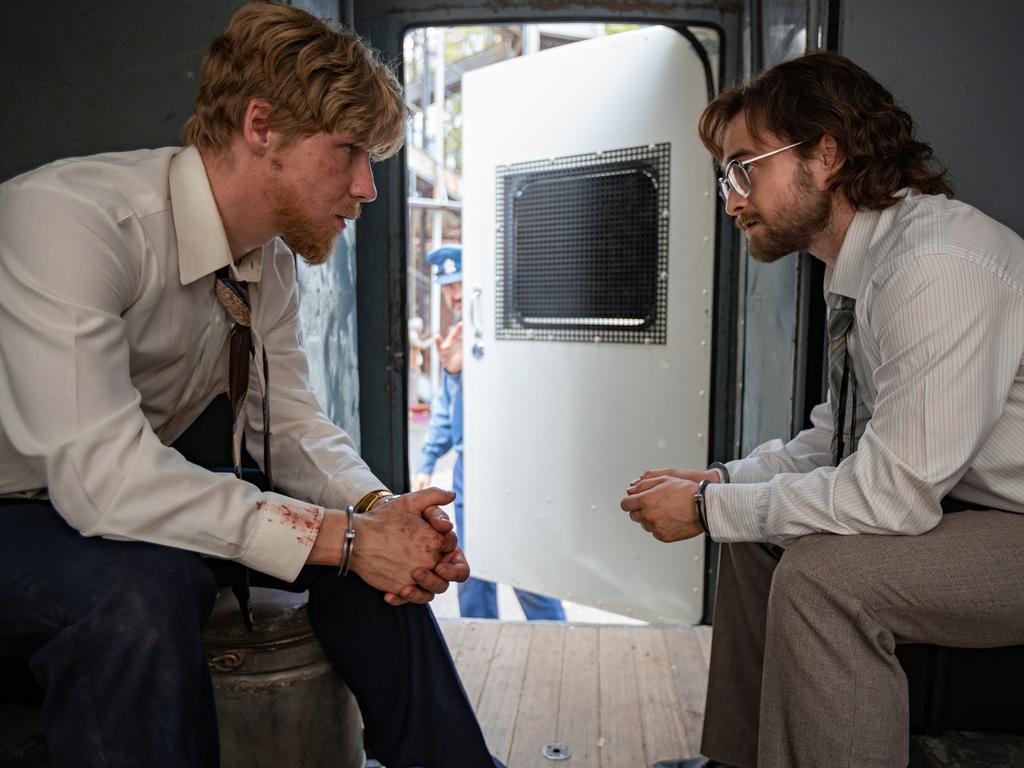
0,3,501,766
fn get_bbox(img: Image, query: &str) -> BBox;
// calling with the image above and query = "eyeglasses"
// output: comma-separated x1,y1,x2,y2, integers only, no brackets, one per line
717,141,805,204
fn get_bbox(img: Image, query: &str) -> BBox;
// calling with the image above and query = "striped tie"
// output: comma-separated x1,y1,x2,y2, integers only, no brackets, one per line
827,292,858,465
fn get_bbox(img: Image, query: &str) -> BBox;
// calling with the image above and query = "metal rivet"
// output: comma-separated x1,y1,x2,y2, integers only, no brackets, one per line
543,743,572,761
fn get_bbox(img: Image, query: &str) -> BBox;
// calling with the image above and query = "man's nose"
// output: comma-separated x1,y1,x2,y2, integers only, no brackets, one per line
351,155,377,203
724,187,746,217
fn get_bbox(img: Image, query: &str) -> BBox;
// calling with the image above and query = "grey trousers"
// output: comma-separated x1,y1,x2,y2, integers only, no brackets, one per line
700,509,1024,768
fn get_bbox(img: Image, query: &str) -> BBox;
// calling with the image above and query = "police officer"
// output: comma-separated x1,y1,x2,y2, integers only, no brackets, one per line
414,245,565,620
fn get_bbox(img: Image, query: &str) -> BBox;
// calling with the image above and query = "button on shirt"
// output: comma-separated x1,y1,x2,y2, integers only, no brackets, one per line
707,191,1024,545
0,146,383,581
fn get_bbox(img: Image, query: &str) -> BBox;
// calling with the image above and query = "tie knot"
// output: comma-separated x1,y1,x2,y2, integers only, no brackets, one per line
216,276,251,327
826,292,855,341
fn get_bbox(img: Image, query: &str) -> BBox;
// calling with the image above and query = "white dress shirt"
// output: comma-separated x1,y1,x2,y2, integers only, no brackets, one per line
707,190,1024,545
0,146,383,581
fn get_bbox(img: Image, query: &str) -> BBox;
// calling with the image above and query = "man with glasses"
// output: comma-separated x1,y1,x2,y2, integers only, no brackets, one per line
622,52,1024,767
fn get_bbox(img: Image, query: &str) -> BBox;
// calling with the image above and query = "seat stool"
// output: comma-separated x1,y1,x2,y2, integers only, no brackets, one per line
204,587,364,768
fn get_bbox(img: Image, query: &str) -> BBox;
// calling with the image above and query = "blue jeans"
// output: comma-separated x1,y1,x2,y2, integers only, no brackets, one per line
453,455,565,621
0,498,497,768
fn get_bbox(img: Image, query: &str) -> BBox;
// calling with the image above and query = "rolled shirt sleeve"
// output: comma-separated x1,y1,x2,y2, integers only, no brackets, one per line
0,186,341,582
706,254,1024,546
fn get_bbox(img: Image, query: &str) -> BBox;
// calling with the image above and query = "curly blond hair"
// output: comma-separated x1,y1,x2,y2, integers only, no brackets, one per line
183,1,408,160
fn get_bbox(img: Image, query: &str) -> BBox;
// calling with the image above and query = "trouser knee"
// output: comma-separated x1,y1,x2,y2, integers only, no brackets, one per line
767,535,857,627
72,545,218,658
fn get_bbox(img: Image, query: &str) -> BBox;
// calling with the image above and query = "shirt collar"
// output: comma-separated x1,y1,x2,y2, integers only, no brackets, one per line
826,188,917,300
169,145,266,285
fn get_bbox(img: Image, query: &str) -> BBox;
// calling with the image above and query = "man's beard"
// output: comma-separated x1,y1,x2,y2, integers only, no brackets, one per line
269,180,341,266
741,163,831,264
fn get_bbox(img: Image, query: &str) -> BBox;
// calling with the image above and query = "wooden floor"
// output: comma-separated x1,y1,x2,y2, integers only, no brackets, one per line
439,620,712,768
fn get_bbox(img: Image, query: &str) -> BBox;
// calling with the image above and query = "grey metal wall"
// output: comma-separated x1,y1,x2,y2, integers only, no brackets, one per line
1,0,363,445
0,1,238,182
841,0,1024,237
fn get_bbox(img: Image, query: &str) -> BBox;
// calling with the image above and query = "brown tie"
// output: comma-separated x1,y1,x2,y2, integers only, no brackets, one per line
215,267,273,631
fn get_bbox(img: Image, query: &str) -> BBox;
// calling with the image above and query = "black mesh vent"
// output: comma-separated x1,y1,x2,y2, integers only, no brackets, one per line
495,143,670,344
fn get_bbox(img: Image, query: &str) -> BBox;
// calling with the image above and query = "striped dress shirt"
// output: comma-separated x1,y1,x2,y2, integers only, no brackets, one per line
707,190,1024,545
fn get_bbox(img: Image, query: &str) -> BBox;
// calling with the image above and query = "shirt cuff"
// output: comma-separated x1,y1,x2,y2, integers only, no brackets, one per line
242,492,326,581
705,482,768,542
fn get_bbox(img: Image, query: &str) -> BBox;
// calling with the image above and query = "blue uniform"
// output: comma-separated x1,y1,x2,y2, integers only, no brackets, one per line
418,367,564,620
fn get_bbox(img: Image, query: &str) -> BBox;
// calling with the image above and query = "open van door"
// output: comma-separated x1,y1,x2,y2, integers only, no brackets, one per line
461,27,718,624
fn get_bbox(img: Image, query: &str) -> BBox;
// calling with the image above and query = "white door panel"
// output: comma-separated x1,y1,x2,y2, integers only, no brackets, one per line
462,26,715,624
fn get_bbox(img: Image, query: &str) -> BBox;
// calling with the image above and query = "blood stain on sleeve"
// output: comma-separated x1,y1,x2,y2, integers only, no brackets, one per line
282,504,322,546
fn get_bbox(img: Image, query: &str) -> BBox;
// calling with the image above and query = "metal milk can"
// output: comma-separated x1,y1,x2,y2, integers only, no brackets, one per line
203,587,364,768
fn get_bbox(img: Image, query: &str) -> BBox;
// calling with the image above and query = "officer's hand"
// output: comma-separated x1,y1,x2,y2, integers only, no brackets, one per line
412,471,431,491
437,321,463,374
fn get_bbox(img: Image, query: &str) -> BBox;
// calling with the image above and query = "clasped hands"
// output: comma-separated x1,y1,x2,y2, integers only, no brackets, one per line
619,467,719,542
324,465,716,606
311,487,468,607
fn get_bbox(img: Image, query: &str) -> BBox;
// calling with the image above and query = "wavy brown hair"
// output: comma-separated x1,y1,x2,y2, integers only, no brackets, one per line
699,51,951,210
182,1,408,160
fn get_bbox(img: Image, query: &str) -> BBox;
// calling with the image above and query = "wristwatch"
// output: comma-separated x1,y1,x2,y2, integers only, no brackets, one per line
354,489,394,515
693,479,714,541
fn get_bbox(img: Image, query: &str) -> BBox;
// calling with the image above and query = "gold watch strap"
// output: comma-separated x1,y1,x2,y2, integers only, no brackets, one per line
354,489,395,515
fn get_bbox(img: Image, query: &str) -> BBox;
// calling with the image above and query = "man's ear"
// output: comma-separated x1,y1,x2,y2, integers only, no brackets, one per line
806,133,843,191
242,99,274,156
819,134,844,177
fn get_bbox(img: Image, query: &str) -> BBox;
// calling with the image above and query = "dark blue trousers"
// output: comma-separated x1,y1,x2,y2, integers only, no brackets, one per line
0,499,494,768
